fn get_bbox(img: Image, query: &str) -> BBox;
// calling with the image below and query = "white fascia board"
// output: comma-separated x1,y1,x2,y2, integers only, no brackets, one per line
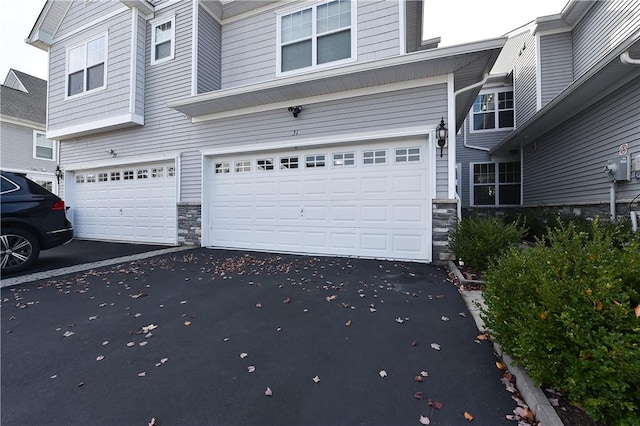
120,0,155,15
0,115,45,131
169,37,506,109
447,73,456,200
200,126,433,157
191,75,448,122
47,113,144,140
64,151,182,172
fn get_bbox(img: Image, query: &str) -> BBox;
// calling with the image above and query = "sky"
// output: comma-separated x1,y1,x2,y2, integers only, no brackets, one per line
0,0,568,83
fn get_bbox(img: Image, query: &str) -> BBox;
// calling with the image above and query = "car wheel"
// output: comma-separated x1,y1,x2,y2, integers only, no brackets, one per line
0,228,40,274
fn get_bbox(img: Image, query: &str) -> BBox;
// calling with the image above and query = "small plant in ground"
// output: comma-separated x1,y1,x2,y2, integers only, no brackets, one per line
482,220,640,425
449,215,526,273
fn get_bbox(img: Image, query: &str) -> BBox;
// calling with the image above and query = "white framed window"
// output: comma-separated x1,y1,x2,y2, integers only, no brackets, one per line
471,162,521,206
66,33,107,97
152,167,164,178
36,181,54,192
123,170,134,180
86,174,96,183
235,161,251,173
137,169,149,179
471,88,514,132
305,154,326,168
395,147,420,163
257,158,275,171
167,166,176,177
110,171,121,181
277,0,354,74
215,162,230,174
151,16,175,65
363,150,386,165
98,172,108,182
280,157,299,170
33,131,55,160
75,174,85,184
333,152,354,166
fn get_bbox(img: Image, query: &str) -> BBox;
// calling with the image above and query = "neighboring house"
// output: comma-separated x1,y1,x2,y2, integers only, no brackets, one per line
25,0,507,263
457,1,640,221
0,69,59,193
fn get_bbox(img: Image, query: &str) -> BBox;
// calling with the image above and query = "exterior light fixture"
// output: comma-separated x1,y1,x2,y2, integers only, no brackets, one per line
288,106,303,118
55,165,63,184
436,117,448,158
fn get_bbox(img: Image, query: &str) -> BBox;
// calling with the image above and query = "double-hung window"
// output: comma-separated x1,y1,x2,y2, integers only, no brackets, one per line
151,16,175,65
33,131,55,160
278,0,354,73
471,89,514,131
67,34,107,97
471,162,521,206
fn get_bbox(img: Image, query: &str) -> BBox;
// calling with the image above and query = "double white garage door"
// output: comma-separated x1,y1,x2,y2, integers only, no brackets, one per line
72,162,177,244
206,138,432,262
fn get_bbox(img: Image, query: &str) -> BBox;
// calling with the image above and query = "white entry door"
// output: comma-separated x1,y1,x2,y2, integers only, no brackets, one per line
205,138,432,262
72,162,177,244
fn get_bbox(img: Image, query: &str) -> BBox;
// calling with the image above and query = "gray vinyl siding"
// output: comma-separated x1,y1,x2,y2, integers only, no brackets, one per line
220,1,402,89
48,8,134,132
511,31,537,127
404,0,421,53
198,5,221,93
135,13,146,116
522,77,640,206
572,0,640,79
0,122,56,171
60,82,448,203
539,32,573,108
455,119,513,207
56,0,126,36
356,0,400,61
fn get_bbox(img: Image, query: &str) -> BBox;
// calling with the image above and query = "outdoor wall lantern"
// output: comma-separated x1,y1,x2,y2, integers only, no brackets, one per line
55,165,63,184
436,117,448,158
288,106,303,118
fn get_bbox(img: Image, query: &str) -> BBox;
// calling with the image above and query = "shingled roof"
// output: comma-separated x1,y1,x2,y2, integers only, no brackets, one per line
0,69,47,125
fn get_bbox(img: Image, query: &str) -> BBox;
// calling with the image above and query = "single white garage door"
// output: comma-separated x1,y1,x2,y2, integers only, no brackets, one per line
206,138,431,262
72,162,177,244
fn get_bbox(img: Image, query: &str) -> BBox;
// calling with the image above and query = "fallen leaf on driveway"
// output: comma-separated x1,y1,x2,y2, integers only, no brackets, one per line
256,303,262,308
138,372,146,377
184,321,192,326
419,415,430,425
127,342,135,347
143,324,158,333
464,411,474,421
476,333,489,340
441,316,449,321
430,343,441,351
248,366,256,373
415,375,423,382
411,340,418,347
102,341,109,346
326,295,337,302
265,387,273,397
428,399,443,410
379,370,387,378
148,418,157,426
89,316,98,321
63,331,74,337
420,371,429,377
96,355,104,361
313,376,320,383
240,352,248,359
459,312,467,317
139,341,148,347
345,320,351,326
414,391,424,400
514,406,534,422
283,298,291,304
395,317,404,324
496,361,506,370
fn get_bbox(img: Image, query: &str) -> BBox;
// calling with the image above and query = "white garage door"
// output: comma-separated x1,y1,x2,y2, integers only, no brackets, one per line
72,162,177,244
206,139,431,262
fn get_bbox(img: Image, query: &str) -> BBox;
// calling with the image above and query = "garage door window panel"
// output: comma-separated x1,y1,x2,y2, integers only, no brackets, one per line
152,168,165,178
395,147,420,163
257,159,274,172
215,162,230,174
137,169,149,179
236,161,251,173
363,150,386,165
306,154,326,168
76,174,85,184
110,171,121,181
280,157,299,170
333,152,355,166
124,170,134,180
98,173,108,182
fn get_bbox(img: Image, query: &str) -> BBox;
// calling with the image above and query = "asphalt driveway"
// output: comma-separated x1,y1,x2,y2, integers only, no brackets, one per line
2,249,516,425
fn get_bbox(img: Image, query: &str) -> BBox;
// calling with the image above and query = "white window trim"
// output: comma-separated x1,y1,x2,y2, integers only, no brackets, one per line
469,87,514,133
33,130,57,161
151,15,176,65
65,32,108,100
275,0,357,77
469,161,521,207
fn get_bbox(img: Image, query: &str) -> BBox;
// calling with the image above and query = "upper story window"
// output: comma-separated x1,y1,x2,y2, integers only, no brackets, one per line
33,131,55,160
67,34,107,97
278,0,354,74
471,89,514,132
151,16,175,65
471,162,521,206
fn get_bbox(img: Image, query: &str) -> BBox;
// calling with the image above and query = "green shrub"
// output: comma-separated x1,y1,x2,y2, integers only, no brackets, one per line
449,216,526,272
482,221,640,425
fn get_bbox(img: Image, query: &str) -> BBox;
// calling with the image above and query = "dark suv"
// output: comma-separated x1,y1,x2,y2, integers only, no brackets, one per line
1,171,73,274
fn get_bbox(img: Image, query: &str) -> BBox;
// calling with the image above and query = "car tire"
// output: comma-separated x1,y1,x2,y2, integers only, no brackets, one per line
1,228,40,274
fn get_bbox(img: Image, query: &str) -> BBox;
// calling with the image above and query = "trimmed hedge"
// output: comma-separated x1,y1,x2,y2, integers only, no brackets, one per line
482,221,640,425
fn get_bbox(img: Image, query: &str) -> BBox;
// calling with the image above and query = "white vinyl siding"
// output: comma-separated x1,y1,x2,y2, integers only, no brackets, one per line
277,0,355,74
151,15,175,65
66,33,107,98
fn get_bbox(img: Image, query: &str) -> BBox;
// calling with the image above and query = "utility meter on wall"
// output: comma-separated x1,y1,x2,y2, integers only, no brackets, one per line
604,155,631,181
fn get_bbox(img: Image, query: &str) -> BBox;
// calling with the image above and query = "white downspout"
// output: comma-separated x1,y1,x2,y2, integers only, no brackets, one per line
620,51,640,65
462,118,490,151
